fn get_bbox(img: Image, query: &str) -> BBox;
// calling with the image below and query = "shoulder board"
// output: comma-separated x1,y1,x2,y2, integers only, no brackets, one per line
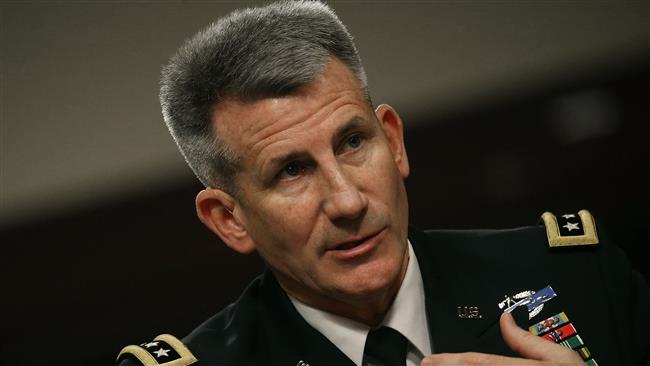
541,209,599,248
117,334,197,366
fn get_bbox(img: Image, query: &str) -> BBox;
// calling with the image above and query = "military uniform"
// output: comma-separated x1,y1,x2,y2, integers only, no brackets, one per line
117,211,650,366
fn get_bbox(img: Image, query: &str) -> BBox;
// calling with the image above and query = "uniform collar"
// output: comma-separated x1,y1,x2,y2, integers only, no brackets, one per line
290,241,431,365
383,240,432,359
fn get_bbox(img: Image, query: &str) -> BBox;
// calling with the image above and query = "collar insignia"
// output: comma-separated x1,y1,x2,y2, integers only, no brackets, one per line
117,334,197,366
541,209,599,248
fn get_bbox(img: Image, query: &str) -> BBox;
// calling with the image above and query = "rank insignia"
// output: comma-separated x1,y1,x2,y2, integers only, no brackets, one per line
541,210,599,248
117,334,197,366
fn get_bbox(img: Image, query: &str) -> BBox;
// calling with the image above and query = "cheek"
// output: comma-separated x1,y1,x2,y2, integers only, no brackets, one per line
368,150,409,224
366,148,403,189
248,192,321,246
247,197,324,279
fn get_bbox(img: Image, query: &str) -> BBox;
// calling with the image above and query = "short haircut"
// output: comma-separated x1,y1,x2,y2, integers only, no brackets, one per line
160,0,369,194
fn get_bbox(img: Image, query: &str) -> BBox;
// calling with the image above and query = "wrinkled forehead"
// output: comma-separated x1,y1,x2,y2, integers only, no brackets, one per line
211,58,371,156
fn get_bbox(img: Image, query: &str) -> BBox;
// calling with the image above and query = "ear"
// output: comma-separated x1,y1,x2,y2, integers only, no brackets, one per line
195,188,256,254
375,104,410,178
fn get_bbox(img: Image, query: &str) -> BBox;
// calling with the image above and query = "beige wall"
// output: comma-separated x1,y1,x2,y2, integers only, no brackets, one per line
1,1,648,227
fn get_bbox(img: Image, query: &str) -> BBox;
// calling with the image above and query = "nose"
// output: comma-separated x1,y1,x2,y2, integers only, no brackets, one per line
321,163,368,221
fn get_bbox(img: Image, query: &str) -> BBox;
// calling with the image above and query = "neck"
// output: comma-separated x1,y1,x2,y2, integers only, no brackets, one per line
278,250,410,327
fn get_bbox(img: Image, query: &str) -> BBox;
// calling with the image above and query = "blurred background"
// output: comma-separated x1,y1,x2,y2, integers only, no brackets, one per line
1,1,648,364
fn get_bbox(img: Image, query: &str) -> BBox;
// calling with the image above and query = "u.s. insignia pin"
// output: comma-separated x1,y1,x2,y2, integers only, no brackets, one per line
457,305,482,319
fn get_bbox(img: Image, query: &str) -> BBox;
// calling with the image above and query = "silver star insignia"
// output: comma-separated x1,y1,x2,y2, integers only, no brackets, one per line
562,214,576,219
153,348,170,358
563,222,580,231
142,342,158,348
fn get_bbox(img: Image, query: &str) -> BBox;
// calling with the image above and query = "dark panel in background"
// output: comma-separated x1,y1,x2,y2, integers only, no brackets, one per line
2,59,648,365
405,56,649,267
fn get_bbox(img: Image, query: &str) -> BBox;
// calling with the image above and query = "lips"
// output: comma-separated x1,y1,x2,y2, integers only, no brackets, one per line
325,228,386,260
334,238,366,251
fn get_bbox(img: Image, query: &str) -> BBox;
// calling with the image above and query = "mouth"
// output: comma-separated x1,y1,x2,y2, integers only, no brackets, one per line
333,237,368,251
325,228,386,259
330,233,377,250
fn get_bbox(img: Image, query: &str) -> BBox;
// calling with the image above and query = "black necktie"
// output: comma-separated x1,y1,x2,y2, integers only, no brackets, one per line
363,326,408,366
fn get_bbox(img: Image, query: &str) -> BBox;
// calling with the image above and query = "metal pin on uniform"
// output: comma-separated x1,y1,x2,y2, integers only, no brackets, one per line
457,305,482,319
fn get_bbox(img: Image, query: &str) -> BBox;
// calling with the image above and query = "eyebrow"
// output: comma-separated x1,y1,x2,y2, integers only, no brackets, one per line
334,116,366,143
263,116,368,175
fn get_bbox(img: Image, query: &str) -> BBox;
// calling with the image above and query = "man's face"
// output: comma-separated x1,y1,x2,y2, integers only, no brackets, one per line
212,58,410,317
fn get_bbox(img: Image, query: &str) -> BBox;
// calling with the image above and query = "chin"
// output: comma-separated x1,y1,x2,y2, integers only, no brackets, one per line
338,257,405,300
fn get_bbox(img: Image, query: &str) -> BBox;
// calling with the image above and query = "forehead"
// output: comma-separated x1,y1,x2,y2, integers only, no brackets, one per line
212,59,373,166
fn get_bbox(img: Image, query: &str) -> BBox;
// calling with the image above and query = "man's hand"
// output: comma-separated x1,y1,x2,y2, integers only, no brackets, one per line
421,312,584,365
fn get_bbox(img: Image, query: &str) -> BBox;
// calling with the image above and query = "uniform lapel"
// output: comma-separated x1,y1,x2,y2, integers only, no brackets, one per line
257,272,357,366
409,227,521,356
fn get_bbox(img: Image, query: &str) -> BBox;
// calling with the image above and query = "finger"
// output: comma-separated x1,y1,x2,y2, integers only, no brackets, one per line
500,312,583,363
421,352,543,366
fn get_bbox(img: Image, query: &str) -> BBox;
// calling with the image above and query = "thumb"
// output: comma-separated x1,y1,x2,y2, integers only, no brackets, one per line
500,312,582,362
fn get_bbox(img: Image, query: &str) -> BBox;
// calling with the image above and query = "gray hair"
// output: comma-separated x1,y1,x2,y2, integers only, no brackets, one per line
160,0,369,194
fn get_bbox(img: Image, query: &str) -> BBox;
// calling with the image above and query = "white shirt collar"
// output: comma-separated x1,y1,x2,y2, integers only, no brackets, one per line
289,241,431,366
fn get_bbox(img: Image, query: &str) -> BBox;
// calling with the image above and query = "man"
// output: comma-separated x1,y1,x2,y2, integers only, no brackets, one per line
117,2,649,365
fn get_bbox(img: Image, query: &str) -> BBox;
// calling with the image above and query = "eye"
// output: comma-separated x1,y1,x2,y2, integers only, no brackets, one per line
284,162,301,176
278,161,306,179
345,133,363,150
